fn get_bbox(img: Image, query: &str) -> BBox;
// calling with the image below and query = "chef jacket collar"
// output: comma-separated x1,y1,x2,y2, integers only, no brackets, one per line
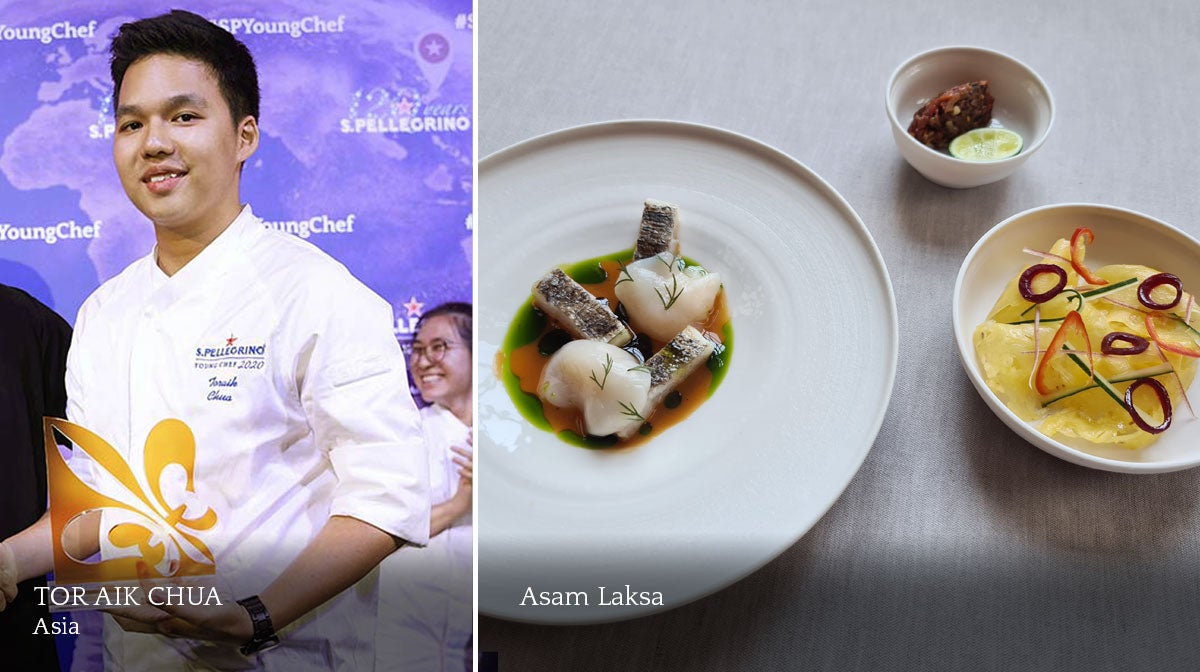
146,205,263,308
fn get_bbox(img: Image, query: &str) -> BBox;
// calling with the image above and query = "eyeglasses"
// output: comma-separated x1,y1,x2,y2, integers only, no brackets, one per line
409,340,460,363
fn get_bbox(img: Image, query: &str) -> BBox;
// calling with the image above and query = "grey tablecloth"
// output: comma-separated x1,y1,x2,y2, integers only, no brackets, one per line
478,1,1200,669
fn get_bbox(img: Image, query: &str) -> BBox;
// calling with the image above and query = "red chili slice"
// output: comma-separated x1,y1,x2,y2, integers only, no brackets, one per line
1124,377,1172,434
1145,311,1200,357
1019,264,1067,303
1069,227,1108,286
1034,310,1093,395
1137,272,1183,310
1100,331,1149,355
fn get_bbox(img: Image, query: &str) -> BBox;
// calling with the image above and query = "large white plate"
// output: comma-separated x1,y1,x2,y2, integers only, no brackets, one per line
478,120,898,624
954,203,1200,473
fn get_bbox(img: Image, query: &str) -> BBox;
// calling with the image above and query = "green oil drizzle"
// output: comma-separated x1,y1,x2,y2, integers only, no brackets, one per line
562,249,633,283
500,300,551,431
557,429,619,449
563,260,607,284
502,299,546,349
707,321,733,395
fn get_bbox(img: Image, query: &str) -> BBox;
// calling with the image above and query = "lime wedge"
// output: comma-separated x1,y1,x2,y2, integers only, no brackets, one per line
948,127,1023,161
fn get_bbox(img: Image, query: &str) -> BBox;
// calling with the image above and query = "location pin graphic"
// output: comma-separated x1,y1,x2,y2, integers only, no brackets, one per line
415,32,452,92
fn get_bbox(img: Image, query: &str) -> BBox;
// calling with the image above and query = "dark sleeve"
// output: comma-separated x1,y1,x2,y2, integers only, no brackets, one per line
0,287,65,670
31,294,72,517
36,299,71,421
0,286,71,530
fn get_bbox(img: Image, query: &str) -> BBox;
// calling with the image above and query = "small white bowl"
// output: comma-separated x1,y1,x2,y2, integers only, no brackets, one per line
887,46,1054,188
953,204,1200,473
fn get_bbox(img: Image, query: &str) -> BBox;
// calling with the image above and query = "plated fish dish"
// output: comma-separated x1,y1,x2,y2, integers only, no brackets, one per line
498,199,732,448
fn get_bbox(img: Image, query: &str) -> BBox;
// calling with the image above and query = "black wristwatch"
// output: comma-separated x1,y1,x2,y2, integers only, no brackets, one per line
236,595,280,655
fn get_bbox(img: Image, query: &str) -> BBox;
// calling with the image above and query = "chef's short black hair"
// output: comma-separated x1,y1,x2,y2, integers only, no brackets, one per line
110,9,260,125
417,303,472,351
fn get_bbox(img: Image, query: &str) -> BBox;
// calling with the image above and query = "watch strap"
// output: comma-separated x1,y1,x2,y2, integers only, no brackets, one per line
237,595,280,655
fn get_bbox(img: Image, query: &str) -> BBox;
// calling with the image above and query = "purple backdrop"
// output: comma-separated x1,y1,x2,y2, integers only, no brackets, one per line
0,0,473,345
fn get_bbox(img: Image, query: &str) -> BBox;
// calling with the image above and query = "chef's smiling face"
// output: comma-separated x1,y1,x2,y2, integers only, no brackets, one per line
411,315,472,409
112,54,257,238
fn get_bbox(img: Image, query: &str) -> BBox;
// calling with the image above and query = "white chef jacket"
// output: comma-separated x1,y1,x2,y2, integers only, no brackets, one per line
64,205,430,671
375,404,472,672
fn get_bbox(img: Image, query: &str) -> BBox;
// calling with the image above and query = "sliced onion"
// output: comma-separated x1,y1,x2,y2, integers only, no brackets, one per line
1101,296,1147,313
1137,273,1183,310
1019,264,1067,303
1124,377,1172,434
1153,343,1196,420
1100,331,1149,355
1022,247,1071,263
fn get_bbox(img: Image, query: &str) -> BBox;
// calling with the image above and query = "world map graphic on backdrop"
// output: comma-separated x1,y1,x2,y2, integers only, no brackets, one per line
0,0,473,353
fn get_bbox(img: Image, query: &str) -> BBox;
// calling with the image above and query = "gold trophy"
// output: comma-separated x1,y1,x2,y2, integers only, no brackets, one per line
43,418,218,611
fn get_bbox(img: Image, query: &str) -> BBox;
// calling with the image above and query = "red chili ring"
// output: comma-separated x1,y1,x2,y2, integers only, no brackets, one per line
1018,264,1068,304
1124,377,1172,434
1137,273,1183,310
1100,331,1150,356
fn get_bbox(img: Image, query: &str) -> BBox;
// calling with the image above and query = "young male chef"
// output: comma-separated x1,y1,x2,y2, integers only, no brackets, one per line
0,10,429,670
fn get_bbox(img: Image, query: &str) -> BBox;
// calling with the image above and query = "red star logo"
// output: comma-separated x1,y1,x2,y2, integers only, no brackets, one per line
395,97,414,116
403,296,424,317
226,334,238,346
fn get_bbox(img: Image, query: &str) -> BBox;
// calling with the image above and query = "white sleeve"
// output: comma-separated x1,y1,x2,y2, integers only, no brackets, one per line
63,297,101,490
62,297,112,562
65,293,167,565
65,300,89,431
298,279,431,546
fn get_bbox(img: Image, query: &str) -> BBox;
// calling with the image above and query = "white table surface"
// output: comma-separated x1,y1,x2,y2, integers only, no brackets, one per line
478,1,1200,669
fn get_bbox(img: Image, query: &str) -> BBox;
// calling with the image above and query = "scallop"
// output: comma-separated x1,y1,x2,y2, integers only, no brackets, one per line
614,254,722,342
538,340,651,437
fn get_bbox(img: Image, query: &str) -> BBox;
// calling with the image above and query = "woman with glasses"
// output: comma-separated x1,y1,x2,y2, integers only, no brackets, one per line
376,302,474,672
